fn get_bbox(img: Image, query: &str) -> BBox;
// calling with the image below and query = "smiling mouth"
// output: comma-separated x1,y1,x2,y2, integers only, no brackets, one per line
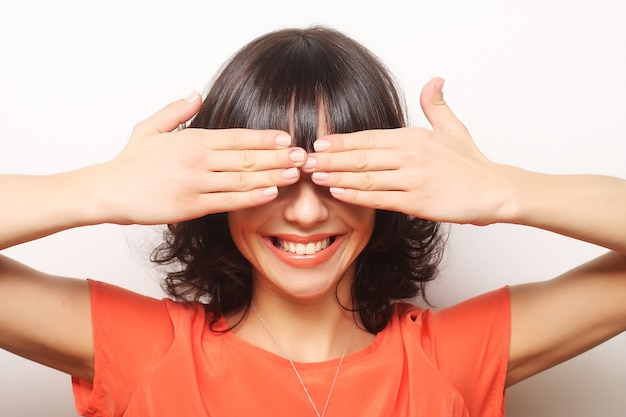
272,236,337,255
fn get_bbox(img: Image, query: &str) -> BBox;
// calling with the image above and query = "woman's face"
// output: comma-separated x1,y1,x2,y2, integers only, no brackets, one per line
228,175,375,301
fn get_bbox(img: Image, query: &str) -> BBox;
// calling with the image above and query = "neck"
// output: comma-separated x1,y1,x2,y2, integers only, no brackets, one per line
254,301,357,361
229,286,371,363
255,295,358,362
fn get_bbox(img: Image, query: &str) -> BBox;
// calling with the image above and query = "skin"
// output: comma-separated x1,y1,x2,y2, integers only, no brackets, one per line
0,79,625,392
227,173,377,362
228,176,375,301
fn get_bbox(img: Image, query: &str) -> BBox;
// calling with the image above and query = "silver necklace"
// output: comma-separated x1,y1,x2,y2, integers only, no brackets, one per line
252,303,357,417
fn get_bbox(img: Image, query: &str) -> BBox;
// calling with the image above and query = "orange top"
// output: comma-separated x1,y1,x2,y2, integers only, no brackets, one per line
73,280,510,417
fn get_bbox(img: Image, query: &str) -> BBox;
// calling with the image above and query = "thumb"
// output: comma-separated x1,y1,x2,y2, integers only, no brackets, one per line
419,78,469,137
134,91,203,137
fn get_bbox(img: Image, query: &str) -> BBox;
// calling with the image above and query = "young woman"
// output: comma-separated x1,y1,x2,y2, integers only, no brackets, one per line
1,27,625,417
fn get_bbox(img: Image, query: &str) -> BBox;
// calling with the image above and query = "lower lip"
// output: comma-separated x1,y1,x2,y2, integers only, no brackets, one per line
264,235,345,268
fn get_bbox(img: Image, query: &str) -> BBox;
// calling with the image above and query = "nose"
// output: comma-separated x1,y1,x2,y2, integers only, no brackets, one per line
282,178,330,228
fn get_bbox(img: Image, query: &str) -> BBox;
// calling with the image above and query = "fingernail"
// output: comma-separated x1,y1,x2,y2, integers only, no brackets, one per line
262,186,279,197
311,172,328,181
185,91,200,102
281,167,299,180
435,78,445,93
288,149,306,163
303,156,317,170
313,139,330,152
329,187,345,196
275,134,292,148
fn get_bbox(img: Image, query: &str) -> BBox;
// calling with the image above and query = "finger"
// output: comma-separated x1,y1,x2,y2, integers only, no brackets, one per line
310,170,407,191
196,187,281,214
203,147,307,171
134,92,203,136
197,167,301,192
303,147,404,173
313,129,402,153
326,187,407,212
198,128,294,151
419,78,470,137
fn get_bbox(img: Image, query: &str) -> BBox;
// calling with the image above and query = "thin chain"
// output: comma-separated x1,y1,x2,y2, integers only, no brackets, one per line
252,303,357,417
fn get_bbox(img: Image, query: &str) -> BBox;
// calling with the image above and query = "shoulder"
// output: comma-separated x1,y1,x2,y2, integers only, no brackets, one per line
85,280,211,382
389,288,511,416
75,281,210,415
390,287,511,356
393,287,510,325
88,279,208,339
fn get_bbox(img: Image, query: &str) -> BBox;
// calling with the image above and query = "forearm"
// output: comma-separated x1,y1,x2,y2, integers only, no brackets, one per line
503,167,626,253
0,167,104,250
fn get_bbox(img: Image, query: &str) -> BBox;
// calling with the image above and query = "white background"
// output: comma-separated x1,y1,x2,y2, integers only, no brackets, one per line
1,1,625,416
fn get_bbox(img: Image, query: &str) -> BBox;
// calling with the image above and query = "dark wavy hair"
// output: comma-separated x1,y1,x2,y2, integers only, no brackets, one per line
152,27,444,333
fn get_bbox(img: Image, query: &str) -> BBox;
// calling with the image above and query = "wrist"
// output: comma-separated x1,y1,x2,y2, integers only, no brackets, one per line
498,167,571,228
487,164,535,226
46,164,114,227
0,168,110,249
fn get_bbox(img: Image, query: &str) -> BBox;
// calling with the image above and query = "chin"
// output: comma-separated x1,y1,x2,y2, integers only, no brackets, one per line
258,265,353,303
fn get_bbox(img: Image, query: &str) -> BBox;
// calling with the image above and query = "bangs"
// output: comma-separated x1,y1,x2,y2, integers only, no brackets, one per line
190,27,406,150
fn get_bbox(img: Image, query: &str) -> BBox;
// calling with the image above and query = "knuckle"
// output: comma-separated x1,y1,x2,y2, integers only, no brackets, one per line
404,147,426,165
237,172,250,189
179,148,206,170
360,172,375,190
369,191,384,208
181,155,203,170
362,131,376,148
352,150,368,170
408,170,425,187
270,169,288,186
229,129,244,148
131,121,149,137
314,154,330,171
269,170,278,184
276,149,286,166
332,171,343,184
240,149,255,169
333,136,344,150
222,192,237,210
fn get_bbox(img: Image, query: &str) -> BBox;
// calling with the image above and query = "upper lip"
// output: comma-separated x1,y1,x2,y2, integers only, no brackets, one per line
266,233,338,243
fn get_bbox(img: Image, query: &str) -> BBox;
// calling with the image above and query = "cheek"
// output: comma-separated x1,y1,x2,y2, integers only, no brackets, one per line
349,207,376,239
228,206,268,232
227,205,276,256
359,207,376,225
227,211,257,255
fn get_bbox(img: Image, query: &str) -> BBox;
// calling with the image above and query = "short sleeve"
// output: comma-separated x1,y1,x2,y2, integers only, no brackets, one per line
72,280,176,417
419,287,511,416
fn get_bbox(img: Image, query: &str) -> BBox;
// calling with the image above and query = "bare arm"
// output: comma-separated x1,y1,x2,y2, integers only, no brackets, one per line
0,170,103,250
497,168,626,254
499,165,626,385
507,252,626,385
307,77,626,386
0,93,305,381
1,93,303,251
0,256,93,380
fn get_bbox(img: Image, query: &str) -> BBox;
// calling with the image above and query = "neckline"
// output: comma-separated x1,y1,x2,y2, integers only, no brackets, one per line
215,313,389,371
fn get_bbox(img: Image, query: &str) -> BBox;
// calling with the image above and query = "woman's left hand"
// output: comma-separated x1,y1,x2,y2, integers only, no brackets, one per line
305,77,515,225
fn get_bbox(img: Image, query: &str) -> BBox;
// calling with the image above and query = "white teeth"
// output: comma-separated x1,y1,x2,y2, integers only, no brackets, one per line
305,243,315,255
277,238,331,255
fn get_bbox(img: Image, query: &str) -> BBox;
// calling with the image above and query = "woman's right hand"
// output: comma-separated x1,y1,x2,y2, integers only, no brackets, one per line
89,92,306,225
0,93,305,250
0,93,307,383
